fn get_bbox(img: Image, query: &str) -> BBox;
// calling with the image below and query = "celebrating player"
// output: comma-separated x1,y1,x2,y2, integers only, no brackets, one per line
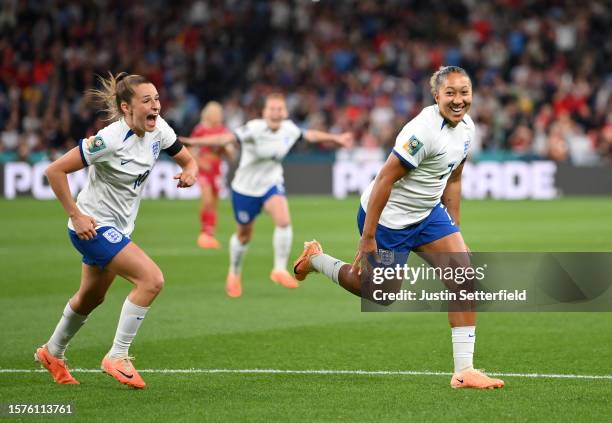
189,101,234,249
181,93,352,297
36,72,197,388
294,66,505,389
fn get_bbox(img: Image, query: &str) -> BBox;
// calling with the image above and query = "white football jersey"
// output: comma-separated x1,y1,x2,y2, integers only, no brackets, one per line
68,117,177,236
360,105,474,228
231,119,303,196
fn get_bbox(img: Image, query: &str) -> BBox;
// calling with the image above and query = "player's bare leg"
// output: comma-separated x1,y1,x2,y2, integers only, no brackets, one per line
36,264,116,384
71,264,117,315
226,222,253,297
264,195,298,288
197,182,220,249
416,232,504,389
294,241,398,301
101,242,165,389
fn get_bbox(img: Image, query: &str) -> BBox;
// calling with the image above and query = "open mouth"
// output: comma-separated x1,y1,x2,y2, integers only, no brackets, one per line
449,105,464,114
146,114,158,126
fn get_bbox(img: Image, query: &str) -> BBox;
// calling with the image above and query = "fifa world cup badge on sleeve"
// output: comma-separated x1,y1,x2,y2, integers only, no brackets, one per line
88,135,106,153
403,135,423,156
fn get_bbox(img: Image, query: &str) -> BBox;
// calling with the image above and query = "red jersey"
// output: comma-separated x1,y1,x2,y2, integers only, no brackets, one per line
190,124,228,176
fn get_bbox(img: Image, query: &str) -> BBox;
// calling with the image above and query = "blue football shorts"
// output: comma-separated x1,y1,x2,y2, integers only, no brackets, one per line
68,226,131,268
357,202,459,264
231,185,286,224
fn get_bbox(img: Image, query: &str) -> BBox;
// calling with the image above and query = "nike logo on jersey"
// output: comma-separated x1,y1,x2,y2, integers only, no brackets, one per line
120,159,134,165
434,152,446,157
117,369,134,379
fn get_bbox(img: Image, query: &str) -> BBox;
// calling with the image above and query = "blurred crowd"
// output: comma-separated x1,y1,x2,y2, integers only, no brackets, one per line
1,0,611,165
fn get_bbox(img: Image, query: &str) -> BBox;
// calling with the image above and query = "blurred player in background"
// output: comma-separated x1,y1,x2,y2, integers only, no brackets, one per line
181,93,353,297
189,101,235,249
37,72,197,389
294,66,505,389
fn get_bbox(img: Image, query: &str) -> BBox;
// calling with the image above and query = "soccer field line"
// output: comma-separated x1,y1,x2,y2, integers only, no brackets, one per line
2,368,612,380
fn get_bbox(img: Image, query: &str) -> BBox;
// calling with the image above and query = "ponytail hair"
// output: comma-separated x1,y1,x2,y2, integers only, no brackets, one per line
88,72,150,121
429,66,471,97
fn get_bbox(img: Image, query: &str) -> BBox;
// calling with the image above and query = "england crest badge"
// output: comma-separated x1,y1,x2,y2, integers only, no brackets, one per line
152,141,161,159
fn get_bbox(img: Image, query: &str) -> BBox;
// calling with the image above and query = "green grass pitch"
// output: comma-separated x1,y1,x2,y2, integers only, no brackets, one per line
1,196,611,422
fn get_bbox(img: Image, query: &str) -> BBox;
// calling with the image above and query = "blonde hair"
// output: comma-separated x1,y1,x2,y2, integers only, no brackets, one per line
429,66,471,97
200,101,223,124
88,72,151,121
265,92,286,105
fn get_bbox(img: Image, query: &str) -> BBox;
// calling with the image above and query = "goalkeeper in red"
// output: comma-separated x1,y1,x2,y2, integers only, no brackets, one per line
295,66,504,389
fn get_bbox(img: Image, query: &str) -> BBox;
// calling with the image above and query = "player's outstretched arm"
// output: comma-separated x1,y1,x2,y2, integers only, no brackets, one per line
45,143,97,240
353,154,408,273
171,146,198,188
304,130,354,148
179,133,237,147
441,161,465,227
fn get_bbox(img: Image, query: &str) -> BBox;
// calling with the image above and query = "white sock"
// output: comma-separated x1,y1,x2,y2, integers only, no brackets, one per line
311,254,345,284
452,325,475,373
108,298,149,359
47,302,88,359
229,233,249,275
273,225,292,271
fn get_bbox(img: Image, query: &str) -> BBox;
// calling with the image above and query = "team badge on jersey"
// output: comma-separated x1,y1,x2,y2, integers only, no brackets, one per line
464,139,470,156
403,135,423,156
152,141,161,159
102,228,123,244
87,135,106,153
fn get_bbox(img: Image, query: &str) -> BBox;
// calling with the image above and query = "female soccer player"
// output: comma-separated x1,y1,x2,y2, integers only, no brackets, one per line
294,66,505,389
36,73,197,389
189,101,234,249
181,93,352,297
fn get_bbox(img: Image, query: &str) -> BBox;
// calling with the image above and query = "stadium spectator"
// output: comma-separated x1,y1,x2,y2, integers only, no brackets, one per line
0,1,610,165
35,73,197,389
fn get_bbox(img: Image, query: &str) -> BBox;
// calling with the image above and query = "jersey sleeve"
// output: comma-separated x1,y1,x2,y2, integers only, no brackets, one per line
233,121,254,144
286,120,303,143
392,119,431,169
463,116,476,162
157,116,178,150
79,126,119,166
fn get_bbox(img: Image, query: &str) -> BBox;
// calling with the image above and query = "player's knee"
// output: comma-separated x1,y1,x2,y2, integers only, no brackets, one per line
364,277,402,307
137,269,165,296
202,198,213,209
237,230,252,244
367,292,397,307
148,271,165,295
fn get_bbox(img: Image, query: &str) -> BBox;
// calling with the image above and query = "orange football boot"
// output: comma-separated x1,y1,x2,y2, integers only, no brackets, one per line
34,345,79,385
101,355,146,389
450,368,505,389
270,269,299,288
197,233,221,249
226,272,242,297
293,240,323,281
